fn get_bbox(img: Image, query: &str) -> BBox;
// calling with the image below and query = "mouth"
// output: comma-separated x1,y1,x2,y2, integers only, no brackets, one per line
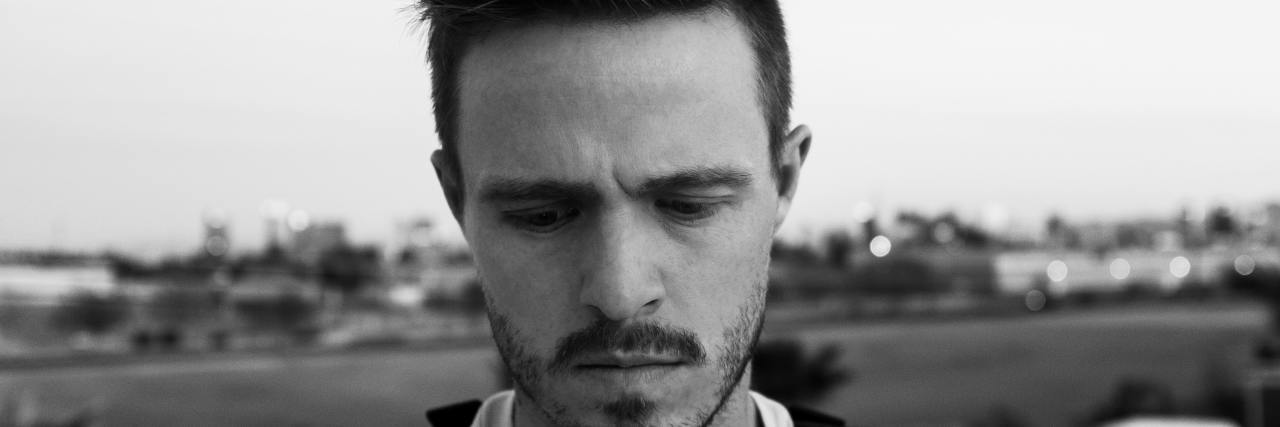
567,352,695,391
574,352,688,370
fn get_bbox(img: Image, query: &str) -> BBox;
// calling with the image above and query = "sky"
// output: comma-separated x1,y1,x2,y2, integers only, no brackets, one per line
2,0,1278,256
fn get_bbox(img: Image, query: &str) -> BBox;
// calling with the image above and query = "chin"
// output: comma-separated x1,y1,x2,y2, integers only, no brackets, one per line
537,375,715,427
574,400,705,427
573,363,697,395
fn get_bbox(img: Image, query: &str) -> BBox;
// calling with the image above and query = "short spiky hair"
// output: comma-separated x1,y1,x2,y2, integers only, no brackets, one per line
413,0,792,183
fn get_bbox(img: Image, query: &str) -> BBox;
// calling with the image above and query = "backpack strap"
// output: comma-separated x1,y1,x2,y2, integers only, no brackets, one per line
786,404,846,427
425,400,482,427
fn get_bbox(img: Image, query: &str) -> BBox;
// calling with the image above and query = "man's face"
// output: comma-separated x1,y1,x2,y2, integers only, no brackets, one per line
450,10,783,427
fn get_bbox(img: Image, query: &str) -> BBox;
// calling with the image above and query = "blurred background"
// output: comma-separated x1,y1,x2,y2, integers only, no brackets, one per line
3,0,1280,426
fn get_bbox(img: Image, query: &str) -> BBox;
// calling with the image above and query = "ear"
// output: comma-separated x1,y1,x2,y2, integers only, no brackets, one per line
774,125,812,233
431,150,465,226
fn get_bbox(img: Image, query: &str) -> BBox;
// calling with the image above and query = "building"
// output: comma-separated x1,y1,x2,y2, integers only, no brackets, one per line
291,222,347,266
0,261,115,301
388,218,476,306
992,247,1280,297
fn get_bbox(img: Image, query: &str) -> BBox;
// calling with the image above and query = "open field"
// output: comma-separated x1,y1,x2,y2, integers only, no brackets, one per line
795,303,1268,425
1,302,1270,426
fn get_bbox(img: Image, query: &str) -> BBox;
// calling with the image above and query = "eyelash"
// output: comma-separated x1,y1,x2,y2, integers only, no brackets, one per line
503,199,725,233
655,199,723,222
504,205,581,233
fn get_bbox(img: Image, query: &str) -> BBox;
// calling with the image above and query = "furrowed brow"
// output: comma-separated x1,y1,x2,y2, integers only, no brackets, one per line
478,177,598,203
639,166,754,195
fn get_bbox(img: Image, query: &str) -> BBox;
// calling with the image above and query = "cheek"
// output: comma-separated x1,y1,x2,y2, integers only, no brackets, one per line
468,224,580,347
667,210,774,332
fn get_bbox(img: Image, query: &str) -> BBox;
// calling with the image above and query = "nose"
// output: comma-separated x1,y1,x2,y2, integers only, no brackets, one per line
578,211,666,321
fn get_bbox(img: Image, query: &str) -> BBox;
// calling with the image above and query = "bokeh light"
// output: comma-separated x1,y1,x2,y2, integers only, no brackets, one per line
287,210,311,232
869,235,892,258
1234,255,1256,276
1169,256,1191,279
1046,260,1068,283
204,235,228,257
1024,290,1047,312
932,223,955,244
1109,258,1131,280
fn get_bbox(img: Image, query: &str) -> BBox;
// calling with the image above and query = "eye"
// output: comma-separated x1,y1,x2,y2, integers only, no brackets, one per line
505,205,581,233
656,199,720,221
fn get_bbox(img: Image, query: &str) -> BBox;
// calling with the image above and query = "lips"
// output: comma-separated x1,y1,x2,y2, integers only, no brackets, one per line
575,352,687,369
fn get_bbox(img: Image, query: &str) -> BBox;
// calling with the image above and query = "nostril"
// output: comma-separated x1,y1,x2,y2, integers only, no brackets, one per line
637,296,663,315
580,287,665,321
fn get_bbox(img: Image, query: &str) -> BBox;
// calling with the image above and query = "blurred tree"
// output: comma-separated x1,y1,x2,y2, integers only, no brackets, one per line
319,244,383,296
422,279,487,313
397,247,419,265
149,287,213,327
1045,213,1081,249
751,340,851,405
1206,206,1238,240
51,292,129,336
821,230,853,268
233,293,316,331
860,218,879,242
1086,377,1177,424
262,242,288,265
770,239,820,265
107,251,225,282
896,210,931,245
459,280,486,312
105,251,154,279
1046,214,1065,238
1224,265,1280,334
1115,223,1150,249
852,255,941,296
932,212,993,248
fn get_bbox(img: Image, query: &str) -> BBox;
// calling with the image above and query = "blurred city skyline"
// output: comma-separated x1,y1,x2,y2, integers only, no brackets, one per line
3,0,1278,256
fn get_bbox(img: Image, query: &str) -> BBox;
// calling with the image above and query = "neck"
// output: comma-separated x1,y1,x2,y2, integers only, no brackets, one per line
703,367,757,427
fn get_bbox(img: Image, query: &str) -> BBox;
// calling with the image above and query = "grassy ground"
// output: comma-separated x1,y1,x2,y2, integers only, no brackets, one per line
796,302,1268,425
0,302,1269,426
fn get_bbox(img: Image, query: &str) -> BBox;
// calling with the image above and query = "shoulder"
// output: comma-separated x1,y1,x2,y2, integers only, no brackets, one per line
425,399,482,427
786,404,847,427
750,391,846,427
425,390,515,427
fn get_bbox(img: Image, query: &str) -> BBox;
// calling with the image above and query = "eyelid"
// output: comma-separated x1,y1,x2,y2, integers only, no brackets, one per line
500,203,581,233
497,199,572,212
655,198,731,223
659,191,738,202
657,194,739,207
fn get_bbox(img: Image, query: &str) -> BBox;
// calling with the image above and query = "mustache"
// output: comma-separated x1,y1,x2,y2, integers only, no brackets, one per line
550,319,706,371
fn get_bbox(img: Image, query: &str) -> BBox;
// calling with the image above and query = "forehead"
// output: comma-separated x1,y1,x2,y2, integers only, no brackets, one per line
453,10,767,187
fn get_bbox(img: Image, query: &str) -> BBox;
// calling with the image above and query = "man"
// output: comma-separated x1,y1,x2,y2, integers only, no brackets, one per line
415,1,837,426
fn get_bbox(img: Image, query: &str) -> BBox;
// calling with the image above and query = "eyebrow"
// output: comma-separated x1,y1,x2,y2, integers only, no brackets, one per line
478,178,598,203
638,166,754,195
476,166,753,203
